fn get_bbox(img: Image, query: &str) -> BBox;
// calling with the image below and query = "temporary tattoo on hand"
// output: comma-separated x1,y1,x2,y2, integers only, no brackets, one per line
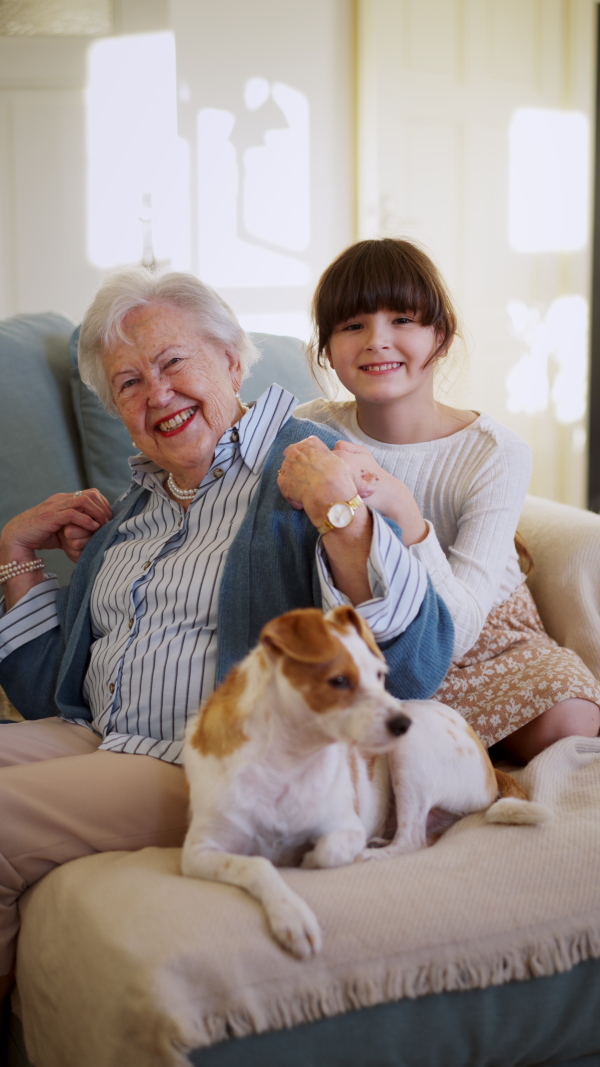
361,469,379,485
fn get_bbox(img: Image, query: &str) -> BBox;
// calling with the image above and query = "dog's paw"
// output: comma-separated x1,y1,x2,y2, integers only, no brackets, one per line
267,893,323,959
301,829,365,869
355,846,392,863
355,840,418,862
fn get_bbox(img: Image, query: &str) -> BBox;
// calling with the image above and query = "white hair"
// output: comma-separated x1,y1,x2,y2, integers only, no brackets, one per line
78,267,261,414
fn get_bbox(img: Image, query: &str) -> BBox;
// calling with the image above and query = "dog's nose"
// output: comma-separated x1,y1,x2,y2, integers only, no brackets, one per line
387,713,411,737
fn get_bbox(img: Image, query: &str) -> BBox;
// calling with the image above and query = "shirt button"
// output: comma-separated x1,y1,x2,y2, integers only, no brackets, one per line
213,467,225,479
109,683,115,694
230,429,239,442
143,561,152,570
128,617,134,629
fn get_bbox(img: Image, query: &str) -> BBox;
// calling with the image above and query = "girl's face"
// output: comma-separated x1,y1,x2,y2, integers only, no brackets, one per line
327,308,442,407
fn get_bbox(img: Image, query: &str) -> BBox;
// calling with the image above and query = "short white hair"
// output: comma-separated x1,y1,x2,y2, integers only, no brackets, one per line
78,267,261,414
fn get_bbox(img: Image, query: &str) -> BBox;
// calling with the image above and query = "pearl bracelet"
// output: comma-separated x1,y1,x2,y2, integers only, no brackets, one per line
0,558,45,585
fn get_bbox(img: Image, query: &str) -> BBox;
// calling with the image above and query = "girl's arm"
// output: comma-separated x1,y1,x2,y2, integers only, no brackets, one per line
332,441,428,547
334,437,532,660
407,437,531,658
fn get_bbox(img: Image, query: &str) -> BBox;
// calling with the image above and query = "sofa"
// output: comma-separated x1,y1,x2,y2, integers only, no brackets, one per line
2,312,600,1067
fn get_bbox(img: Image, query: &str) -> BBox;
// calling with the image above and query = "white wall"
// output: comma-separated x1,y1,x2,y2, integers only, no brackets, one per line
0,0,354,338
0,36,99,322
1,0,598,507
171,0,353,340
357,0,598,506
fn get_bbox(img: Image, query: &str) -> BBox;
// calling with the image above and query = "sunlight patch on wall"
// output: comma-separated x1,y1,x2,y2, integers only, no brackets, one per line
506,296,588,424
197,78,310,288
86,32,190,270
508,108,589,253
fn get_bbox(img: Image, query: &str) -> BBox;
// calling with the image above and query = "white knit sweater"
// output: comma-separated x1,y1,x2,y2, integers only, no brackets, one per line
295,399,532,660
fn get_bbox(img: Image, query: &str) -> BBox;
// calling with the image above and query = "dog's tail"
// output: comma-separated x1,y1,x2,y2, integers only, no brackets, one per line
484,769,552,826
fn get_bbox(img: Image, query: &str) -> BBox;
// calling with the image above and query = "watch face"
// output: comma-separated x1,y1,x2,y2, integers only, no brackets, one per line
327,502,353,528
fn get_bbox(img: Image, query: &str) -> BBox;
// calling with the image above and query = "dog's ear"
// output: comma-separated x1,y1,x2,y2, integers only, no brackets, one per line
328,606,385,661
260,609,339,664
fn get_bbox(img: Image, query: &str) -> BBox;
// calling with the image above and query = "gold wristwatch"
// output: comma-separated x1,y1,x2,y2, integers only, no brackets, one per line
317,495,363,535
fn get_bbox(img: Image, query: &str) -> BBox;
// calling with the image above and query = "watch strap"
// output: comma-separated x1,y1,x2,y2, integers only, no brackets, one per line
317,494,362,535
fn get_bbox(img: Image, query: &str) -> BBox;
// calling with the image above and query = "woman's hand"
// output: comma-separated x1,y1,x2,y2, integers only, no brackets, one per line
1,489,112,564
332,441,428,547
278,436,373,604
278,437,361,529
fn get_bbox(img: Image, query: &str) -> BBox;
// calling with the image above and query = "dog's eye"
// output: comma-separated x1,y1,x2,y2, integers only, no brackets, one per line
328,675,353,689
377,671,386,683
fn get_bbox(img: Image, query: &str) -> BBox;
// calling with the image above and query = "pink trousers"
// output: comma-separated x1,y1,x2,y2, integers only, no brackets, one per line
0,718,190,975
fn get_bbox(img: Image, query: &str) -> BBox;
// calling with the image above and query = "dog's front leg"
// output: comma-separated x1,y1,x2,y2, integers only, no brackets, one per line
181,843,322,959
359,750,430,861
302,825,367,869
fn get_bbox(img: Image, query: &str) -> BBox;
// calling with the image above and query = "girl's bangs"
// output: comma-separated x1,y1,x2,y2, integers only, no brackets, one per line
313,239,456,360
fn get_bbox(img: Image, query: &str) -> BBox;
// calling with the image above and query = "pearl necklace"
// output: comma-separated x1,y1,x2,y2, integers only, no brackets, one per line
167,472,199,501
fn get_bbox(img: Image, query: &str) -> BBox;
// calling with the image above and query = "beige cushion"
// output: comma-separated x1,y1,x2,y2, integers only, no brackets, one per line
519,495,600,679
14,738,600,1067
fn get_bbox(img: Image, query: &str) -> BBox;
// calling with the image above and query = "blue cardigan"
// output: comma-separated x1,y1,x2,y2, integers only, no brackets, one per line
0,418,454,721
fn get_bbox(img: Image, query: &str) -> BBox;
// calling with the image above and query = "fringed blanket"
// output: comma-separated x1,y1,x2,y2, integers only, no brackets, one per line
15,736,600,1067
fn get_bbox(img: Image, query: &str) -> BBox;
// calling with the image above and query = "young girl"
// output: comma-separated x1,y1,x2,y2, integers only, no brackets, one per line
296,238,600,763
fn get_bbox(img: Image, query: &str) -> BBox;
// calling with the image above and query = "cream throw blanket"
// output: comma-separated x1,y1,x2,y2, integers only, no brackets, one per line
15,735,600,1067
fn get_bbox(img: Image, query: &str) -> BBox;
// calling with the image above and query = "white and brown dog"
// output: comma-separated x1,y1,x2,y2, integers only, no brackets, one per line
182,606,549,959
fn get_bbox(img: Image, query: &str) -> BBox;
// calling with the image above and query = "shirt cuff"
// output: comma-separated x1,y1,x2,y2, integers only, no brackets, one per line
0,575,60,664
316,510,428,641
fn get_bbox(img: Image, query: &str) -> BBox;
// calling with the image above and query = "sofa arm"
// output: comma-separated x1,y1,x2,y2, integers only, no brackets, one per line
518,494,600,680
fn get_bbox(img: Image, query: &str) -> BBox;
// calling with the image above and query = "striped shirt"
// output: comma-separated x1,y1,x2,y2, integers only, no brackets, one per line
0,386,427,763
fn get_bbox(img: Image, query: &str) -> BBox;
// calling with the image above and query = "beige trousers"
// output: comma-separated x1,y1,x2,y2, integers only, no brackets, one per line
0,717,190,975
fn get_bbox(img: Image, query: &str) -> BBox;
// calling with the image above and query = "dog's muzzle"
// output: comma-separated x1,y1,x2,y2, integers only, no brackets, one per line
386,713,412,737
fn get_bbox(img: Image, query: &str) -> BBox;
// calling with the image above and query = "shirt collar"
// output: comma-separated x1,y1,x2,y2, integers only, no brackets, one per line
236,384,298,472
128,384,298,490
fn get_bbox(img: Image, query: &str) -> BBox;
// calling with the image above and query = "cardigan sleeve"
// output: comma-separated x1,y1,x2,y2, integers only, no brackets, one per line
0,626,65,719
0,576,60,664
217,417,455,698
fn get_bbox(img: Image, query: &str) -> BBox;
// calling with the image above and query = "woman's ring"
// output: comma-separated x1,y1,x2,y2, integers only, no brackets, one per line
74,490,83,497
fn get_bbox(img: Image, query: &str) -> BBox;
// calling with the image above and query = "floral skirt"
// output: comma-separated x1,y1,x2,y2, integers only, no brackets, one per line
434,582,600,747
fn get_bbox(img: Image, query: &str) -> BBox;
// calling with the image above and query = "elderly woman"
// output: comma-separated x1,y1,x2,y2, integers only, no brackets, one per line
0,269,453,1014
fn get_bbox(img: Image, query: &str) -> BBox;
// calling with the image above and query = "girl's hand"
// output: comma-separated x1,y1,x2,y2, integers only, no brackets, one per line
332,441,393,508
333,441,428,546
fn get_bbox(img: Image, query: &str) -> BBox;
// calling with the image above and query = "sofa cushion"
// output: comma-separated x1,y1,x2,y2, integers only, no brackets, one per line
69,325,134,506
520,495,600,680
0,313,83,585
14,736,600,1067
241,333,320,404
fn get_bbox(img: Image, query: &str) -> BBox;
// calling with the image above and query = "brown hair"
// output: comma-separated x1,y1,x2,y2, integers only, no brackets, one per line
514,531,535,576
310,238,459,371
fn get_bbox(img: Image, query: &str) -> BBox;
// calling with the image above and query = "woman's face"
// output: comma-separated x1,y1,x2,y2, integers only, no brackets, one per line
103,302,244,487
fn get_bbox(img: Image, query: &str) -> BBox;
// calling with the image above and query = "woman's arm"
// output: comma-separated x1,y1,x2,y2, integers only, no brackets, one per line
277,436,374,604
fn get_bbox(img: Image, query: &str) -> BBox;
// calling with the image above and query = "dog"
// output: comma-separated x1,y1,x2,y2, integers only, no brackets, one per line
182,606,549,959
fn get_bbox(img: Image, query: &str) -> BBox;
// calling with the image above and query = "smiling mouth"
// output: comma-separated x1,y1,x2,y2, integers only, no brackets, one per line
359,362,404,373
155,406,198,435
